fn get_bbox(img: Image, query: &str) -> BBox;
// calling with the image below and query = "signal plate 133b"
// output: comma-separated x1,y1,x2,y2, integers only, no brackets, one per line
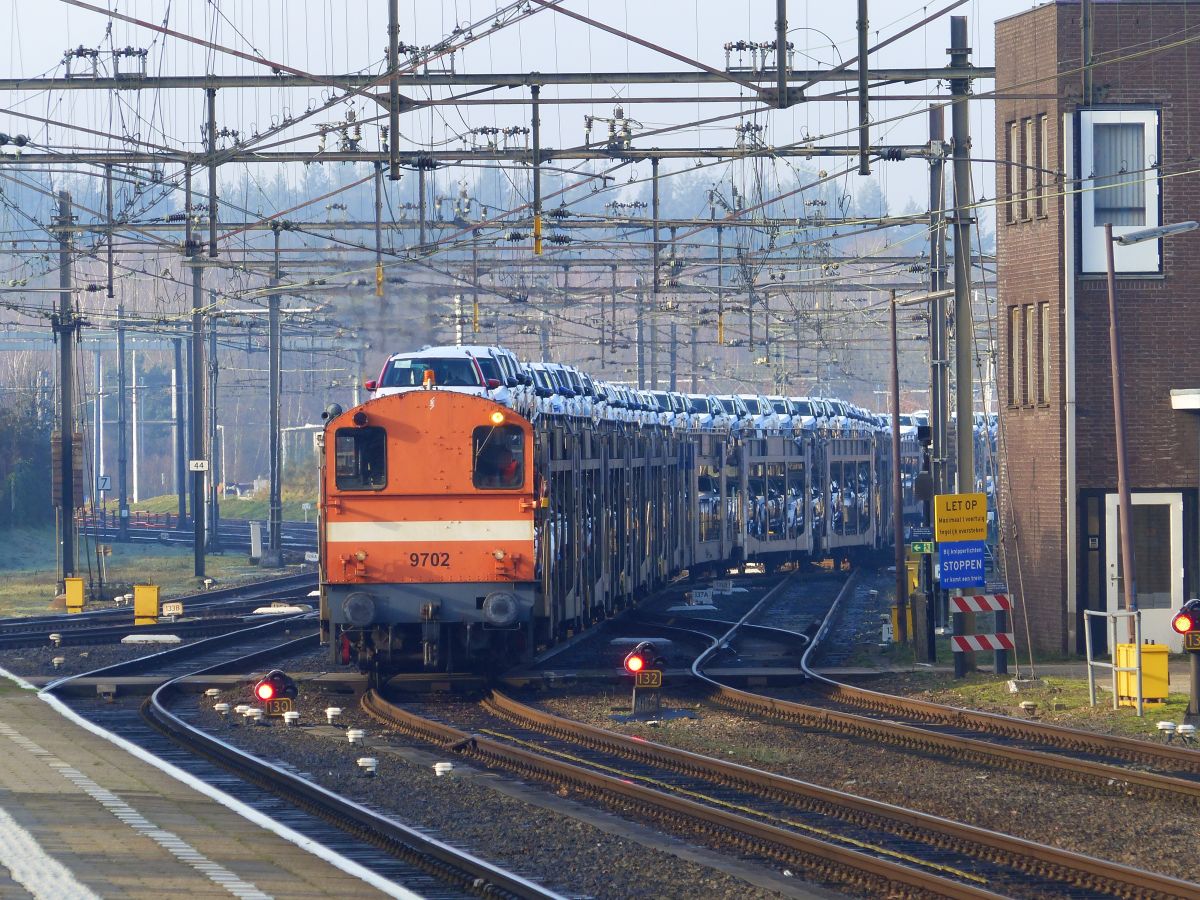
635,670,662,689
264,697,296,716
1185,631,1200,651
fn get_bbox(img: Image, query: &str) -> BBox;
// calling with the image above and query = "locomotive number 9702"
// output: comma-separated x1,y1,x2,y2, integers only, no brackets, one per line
410,552,451,567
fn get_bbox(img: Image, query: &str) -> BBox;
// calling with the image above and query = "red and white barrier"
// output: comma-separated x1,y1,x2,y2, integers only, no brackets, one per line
950,633,1015,653
950,593,1011,613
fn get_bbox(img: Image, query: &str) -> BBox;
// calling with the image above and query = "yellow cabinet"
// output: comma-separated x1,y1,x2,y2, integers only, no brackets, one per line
1116,642,1169,706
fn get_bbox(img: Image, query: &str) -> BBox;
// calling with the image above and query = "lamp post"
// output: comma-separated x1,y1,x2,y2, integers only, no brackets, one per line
1105,220,1197,640
890,287,955,647
889,291,906,644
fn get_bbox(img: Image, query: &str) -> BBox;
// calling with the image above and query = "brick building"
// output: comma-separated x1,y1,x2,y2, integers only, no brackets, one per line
996,0,1200,655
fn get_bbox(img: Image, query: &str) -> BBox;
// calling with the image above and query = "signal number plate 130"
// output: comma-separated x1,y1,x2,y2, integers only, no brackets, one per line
1185,631,1200,651
410,552,451,568
264,697,295,717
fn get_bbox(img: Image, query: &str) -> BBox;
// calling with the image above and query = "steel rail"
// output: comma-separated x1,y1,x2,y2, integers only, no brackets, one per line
146,679,559,900
0,610,310,650
0,573,315,636
482,690,1199,900
788,586,1200,774
691,577,1200,805
811,678,1200,774
42,616,559,900
360,691,1008,900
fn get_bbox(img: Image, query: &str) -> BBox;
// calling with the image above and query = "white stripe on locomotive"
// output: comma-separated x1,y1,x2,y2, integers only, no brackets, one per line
327,520,535,543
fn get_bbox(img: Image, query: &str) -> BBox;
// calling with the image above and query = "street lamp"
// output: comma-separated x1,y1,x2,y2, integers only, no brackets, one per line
888,288,955,646
1104,220,1198,637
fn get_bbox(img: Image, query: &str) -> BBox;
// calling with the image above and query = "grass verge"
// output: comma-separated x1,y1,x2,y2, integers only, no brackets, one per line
858,667,1195,740
0,527,299,617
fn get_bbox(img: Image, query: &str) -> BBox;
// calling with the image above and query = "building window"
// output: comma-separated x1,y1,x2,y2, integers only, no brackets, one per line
1079,108,1160,273
1023,118,1035,220
1037,114,1049,217
1007,305,1020,407
1094,123,1146,225
1006,122,1018,224
1025,304,1036,406
1038,302,1050,404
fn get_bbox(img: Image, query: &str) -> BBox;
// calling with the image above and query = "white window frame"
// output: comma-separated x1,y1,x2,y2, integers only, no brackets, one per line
1037,114,1048,217
1024,304,1036,406
1079,108,1160,274
1023,118,1035,219
1007,305,1020,407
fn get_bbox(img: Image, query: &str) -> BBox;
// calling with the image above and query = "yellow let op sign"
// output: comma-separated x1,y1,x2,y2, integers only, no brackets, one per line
934,492,987,542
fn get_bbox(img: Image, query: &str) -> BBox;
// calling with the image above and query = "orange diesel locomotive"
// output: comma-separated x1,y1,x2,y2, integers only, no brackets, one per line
320,378,899,675
320,389,537,672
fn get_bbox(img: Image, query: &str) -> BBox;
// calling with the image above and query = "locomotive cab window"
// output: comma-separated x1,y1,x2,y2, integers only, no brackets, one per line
334,426,387,490
473,424,524,489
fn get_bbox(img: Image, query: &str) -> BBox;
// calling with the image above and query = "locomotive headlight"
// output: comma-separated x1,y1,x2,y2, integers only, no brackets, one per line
489,411,506,425
354,550,367,562
493,549,506,560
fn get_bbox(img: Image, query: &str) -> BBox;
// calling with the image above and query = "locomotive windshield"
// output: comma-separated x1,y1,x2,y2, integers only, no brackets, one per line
334,426,387,490
381,357,481,388
473,424,525,489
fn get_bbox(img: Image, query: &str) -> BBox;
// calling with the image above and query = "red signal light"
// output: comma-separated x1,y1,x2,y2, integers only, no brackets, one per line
623,641,661,675
252,670,297,704
1171,600,1200,634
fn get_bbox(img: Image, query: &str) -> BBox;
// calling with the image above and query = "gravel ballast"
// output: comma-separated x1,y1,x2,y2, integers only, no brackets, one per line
190,682,801,900
14,568,1200,896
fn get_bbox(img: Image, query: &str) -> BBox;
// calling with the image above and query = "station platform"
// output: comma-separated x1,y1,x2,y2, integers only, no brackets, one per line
0,669,400,899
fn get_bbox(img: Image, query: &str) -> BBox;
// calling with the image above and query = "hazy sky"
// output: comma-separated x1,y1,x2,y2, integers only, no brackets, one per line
0,0,1041,214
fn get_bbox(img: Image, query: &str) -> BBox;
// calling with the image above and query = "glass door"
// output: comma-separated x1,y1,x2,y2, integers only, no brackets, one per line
1105,492,1184,651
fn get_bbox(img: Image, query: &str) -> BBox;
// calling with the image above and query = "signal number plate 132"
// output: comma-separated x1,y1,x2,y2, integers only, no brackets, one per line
410,552,451,568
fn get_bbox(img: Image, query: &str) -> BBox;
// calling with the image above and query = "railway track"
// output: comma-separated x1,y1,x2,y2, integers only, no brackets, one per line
352,573,1190,897
635,572,1200,808
363,685,1199,898
42,611,558,899
803,670,1200,780
0,573,316,647
672,578,1200,811
83,520,318,554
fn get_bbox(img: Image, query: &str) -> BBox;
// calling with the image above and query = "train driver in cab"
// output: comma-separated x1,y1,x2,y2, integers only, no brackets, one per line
477,443,521,488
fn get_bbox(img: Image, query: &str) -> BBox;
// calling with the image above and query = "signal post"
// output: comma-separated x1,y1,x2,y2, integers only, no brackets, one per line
1172,601,1200,724
934,492,1008,677
623,642,664,719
